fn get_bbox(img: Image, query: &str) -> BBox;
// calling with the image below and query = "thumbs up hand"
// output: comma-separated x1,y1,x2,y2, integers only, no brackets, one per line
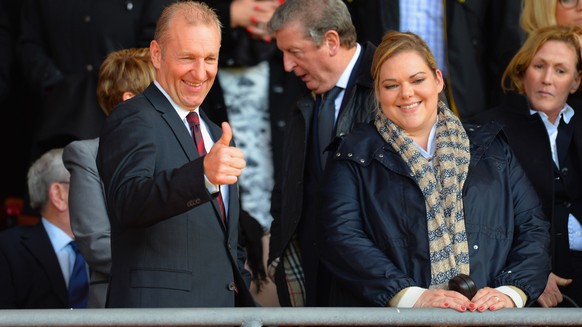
205,122,246,185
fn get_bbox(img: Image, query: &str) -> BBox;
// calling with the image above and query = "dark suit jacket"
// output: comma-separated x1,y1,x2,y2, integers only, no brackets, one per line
269,42,377,306
0,222,68,308
97,83,254,308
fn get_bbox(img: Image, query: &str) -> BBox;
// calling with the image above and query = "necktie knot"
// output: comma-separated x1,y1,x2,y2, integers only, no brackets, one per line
186,111,201,128
69,240,79,252
322,86,342,104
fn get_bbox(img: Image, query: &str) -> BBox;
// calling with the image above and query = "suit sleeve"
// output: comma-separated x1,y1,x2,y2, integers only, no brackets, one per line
97,102,213,228
63,140,111,277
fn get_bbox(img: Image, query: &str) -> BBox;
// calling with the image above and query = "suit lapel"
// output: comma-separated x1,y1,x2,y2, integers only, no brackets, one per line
143,85,199,162
143,85,236,231
22,224,68,306
557,118,574,167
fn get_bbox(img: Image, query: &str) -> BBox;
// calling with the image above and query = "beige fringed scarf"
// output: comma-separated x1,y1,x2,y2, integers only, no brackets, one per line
374,101,471,289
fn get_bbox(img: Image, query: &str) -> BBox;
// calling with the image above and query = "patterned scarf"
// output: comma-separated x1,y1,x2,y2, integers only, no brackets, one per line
374,102,471,288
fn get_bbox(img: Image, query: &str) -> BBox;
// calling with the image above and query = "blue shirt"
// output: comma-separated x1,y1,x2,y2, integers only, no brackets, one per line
400,0,446,76
42,218,75,286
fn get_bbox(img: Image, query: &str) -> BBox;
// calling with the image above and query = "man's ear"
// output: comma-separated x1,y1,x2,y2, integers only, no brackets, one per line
150,40,162,70
325,30,340,56
49,182,68,211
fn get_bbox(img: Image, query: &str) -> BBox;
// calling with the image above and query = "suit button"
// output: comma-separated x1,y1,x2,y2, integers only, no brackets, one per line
187,199,201,207
561,167,569,176
228,282,237,292
565,202,572,208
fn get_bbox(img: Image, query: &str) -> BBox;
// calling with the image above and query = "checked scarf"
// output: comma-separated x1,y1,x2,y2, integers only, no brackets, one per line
374,101,471,288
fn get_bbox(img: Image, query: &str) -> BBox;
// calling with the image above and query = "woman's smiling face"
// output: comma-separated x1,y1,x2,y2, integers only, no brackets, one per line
377,50,444,138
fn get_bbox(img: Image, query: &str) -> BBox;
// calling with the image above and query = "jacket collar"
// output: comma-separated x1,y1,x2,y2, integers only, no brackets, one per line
332,120,504,171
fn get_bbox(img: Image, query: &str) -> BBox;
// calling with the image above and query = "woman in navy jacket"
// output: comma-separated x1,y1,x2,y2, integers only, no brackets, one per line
318,31,550,311
470,25,582,308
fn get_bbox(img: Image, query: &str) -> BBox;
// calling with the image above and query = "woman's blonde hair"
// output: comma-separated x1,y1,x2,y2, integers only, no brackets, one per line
502,25,582,94
520,0,558,35
96,47,155,115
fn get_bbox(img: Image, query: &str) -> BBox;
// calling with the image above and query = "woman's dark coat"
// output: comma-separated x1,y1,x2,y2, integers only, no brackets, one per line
318,121,551,307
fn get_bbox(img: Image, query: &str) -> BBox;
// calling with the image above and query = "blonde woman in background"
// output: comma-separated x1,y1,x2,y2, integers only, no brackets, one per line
521,0,582,35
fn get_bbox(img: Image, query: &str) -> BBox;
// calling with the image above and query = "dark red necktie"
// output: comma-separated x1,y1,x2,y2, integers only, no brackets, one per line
186,112,227,223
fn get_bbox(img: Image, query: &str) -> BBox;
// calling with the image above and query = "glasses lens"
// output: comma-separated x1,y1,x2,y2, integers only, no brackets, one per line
561,0,578,8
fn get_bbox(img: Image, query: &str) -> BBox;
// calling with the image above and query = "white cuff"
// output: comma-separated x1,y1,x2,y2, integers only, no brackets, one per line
496,286,523,308
397,287,427,308
204,175,219,194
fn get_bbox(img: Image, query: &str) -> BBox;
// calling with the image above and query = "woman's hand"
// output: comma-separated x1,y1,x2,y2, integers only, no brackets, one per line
471,287,515,311
414,289,472,312
230,0,280,42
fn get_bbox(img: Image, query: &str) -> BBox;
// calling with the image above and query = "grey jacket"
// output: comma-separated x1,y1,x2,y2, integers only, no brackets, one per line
63,137,110,308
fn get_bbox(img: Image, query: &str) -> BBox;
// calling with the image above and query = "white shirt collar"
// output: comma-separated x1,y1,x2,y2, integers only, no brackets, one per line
42,217,73,252
414,116,438,160
154,80,201,120
529,103,575,125
336,43,361,90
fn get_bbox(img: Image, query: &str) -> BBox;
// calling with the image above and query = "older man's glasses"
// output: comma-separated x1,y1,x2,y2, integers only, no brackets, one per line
560,0,580,9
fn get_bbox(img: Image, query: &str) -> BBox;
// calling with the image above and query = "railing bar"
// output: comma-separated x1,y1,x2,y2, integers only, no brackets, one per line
0,308,580,326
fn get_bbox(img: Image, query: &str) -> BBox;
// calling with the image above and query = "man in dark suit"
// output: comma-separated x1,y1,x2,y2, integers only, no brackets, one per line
97,1,254,308
0,148,88,309
267,0,377,307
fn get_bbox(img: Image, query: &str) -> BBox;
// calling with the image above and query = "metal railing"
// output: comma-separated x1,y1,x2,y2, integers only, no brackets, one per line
1,307,582,326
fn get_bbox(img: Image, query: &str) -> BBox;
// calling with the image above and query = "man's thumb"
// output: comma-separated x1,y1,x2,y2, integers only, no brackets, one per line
218,122,233,146
558,277,573,287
